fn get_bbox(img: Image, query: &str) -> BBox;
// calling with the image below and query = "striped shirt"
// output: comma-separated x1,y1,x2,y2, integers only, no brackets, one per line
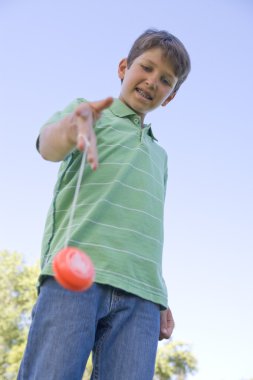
39,98,168,308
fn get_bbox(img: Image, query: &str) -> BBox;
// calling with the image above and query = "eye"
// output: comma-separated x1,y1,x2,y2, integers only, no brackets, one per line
141,64,152,72
161,77,171,86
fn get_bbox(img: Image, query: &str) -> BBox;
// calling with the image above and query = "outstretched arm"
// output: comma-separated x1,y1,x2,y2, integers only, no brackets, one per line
38,97,113,169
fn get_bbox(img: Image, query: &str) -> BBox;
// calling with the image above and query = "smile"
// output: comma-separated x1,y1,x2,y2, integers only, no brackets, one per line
135,88,153,100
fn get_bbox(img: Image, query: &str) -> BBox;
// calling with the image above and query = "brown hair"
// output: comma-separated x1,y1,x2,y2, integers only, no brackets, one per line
127,29,191,94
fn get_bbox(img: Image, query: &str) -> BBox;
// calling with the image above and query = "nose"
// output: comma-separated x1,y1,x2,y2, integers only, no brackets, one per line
145,73,158,90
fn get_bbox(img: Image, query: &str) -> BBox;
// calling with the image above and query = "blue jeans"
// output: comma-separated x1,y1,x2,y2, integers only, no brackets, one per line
18,277,160,380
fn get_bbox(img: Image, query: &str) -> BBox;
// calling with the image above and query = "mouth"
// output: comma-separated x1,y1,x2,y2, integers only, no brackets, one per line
135,87,153,101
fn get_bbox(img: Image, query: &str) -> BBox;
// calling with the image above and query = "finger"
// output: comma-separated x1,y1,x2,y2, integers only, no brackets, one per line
159,326,173,340
159,327,170,340
86,130,98,170
167,310,175,330
159,310,168,340
75,107,92,150
76,134,90,152
89,97,114,115
76,105,93,120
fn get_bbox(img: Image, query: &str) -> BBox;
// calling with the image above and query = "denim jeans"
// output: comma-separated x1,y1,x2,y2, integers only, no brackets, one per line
18,277,160,380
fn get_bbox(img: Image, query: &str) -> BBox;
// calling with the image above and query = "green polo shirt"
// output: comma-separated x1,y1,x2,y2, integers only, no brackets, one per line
39,98,168,308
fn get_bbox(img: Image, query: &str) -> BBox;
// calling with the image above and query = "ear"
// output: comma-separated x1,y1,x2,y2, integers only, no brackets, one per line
161,92,177,107
118,58,128,81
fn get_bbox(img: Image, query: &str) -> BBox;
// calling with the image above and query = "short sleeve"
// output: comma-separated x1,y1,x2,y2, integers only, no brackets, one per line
36,98,86,151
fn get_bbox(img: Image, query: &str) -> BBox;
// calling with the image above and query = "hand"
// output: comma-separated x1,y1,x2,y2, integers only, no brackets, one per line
159,308,175,340
70,97,113,170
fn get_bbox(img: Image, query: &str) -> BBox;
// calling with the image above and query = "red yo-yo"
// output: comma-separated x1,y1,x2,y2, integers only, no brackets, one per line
53,247,95,291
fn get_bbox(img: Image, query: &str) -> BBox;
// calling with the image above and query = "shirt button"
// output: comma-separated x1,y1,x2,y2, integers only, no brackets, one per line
134,118,139,124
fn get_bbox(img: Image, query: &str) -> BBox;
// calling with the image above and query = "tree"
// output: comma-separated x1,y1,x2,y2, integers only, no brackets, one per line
0,250,39,379
154,341,198,380
82,354,93,380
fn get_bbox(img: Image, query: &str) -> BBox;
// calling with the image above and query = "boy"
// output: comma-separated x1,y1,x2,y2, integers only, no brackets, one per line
18,29,191,380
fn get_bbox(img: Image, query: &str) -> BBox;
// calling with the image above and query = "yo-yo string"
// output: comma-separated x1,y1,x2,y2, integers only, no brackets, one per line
64,136,90,247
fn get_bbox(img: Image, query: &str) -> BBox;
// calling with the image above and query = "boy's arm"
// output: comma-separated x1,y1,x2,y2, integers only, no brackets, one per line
38,97,113,169
159,308,175,340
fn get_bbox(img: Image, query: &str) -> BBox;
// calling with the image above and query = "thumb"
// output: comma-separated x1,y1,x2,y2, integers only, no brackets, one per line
90,97,114,114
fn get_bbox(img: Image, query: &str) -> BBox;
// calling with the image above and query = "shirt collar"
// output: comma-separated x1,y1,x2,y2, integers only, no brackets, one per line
109,98,158,141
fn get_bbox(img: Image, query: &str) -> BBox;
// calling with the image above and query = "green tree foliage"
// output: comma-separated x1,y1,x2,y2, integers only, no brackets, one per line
0,250,39,380
82,354,93,379
154,341,198,380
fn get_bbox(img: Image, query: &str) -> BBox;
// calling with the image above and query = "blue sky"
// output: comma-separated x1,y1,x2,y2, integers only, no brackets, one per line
0,0,252,379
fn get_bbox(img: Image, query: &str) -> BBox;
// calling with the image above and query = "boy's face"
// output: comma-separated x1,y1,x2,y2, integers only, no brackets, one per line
118,47,178,121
